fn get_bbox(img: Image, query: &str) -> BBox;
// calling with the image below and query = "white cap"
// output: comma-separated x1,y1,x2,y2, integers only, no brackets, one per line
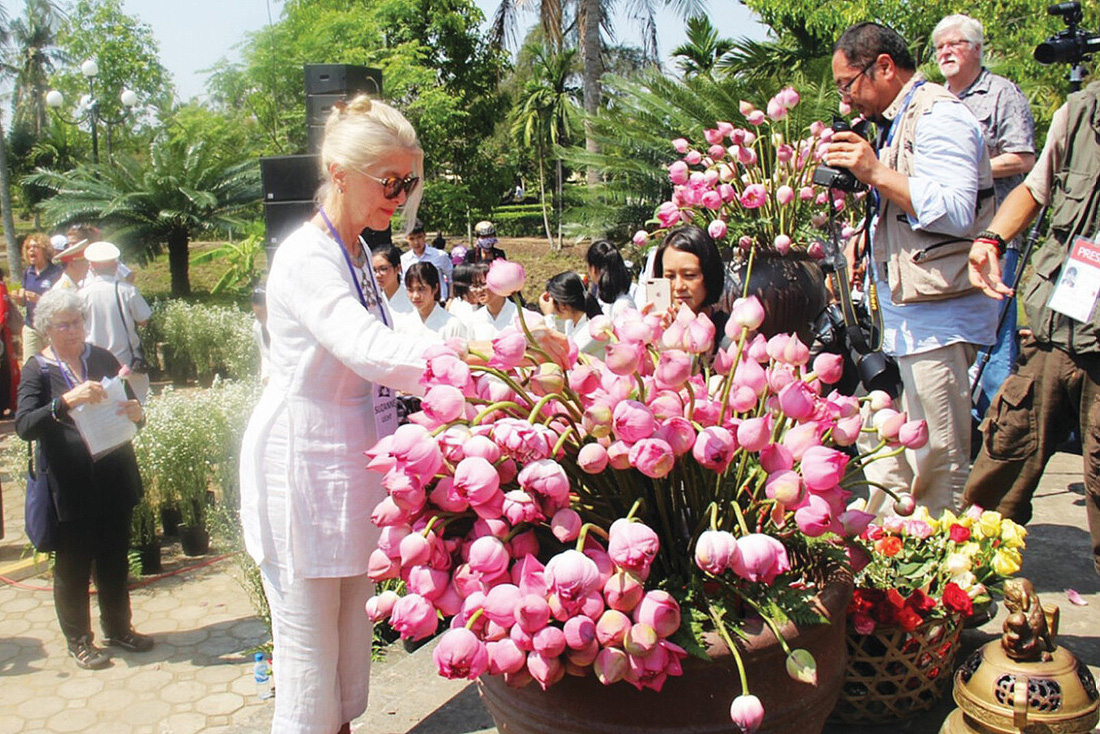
50,234,68,250
84,241,121,263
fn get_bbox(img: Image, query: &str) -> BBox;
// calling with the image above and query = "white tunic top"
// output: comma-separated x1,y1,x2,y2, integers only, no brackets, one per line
386,285,415,317
465,299,519,341
239,223,438,579
396,303,468,340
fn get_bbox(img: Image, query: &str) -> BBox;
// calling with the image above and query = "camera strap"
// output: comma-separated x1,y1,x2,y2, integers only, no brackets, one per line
823,197,884,355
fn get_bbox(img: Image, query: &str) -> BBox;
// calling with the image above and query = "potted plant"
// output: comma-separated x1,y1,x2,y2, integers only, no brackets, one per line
178,482,210,557
364,259,930,733
832,505,1027,724
130,499,161,575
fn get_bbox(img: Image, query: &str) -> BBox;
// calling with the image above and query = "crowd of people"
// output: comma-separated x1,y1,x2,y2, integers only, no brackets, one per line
3,11,1095,734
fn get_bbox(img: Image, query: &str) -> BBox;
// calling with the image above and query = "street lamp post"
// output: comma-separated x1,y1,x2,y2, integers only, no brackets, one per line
46,59,138,165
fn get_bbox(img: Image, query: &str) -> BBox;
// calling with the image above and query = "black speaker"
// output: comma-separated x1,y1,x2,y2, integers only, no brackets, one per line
307,94,345,127
307,125,325,155
261,155,322,202
304,64,382,97
264,200,315,247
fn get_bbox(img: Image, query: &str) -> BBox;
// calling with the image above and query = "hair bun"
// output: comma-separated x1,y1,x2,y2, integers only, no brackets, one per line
345,94,373,115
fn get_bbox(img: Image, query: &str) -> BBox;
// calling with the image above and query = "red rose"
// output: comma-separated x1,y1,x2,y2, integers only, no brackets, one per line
948,524,971,543
886,588,906,609
895,606,923,631
942,582,974,616
905,588,937,614
852,612,876,634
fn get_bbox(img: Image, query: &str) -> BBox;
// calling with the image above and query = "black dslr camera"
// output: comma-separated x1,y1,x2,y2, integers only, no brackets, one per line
812,117,870,193
812,300,902,398
1035,2,1100,65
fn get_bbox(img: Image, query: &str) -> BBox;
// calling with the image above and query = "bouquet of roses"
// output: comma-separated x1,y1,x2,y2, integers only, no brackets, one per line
634,85,864,258
847,505,1027,634
362,259,929,731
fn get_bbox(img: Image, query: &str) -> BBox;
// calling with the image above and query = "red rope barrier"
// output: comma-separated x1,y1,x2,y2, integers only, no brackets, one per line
0,551,239,593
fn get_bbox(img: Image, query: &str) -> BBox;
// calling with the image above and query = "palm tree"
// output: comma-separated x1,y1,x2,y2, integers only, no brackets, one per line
672,15,734,77
26,134,261,296
511,44,581,250
8,0,64,140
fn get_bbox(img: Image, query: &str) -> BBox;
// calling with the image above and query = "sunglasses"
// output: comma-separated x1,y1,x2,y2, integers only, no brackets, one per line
356,170,421,200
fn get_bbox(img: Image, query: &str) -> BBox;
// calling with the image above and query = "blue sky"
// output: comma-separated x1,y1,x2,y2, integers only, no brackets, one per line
107,0,767,101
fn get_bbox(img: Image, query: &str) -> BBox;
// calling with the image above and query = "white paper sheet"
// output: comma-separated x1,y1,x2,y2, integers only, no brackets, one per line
70,376,137,459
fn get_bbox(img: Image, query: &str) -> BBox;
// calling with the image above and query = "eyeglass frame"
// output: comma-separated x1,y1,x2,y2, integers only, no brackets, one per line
836,58,878,97
353,168,421,200
934,38,973,53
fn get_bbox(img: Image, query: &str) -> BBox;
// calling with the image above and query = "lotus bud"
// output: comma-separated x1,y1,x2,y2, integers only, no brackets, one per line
708,219,728,240
549,509,581,543
898,420,929,449
604,569,645,612
633,590,681,637
623,622,659,657
730,693,765,732
893,494,917,516
594,646,629,685
672,138,689,153
596,609,632,647
487,638,527,675
365,589,399,621
432,627,489,680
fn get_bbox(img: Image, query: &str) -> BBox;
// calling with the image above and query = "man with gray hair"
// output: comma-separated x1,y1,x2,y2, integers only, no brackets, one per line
933,14,1036,418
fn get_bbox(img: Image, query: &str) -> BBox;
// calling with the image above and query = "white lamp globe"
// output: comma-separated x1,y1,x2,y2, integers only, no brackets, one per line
120,89,138,107
81,59,99,78
46,90,64,108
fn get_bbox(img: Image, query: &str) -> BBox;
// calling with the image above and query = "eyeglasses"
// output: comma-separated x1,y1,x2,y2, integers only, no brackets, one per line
836,59,877,97
51,316,84,333
356,170,421,200
935,39,971,53
373,264,393,276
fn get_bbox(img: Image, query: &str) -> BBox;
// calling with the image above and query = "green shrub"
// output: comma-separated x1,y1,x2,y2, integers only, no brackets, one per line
147,300,258,383
493,209,547,237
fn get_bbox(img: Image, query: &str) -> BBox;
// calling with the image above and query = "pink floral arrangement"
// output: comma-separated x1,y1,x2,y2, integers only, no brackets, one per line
363,262,927,732
634,86,863,258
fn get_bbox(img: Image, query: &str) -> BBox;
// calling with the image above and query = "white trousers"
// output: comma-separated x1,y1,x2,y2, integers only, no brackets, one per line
863,342,977,517
261,565,375,734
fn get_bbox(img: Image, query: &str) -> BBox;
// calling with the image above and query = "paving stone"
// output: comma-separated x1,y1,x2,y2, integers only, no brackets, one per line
85,686,137,713
229,674,257,697
162,712,207,734
143,596,181,613
24,604,57,623
161,680,207,704
193,664,241,685
128,667,174,693
120,699,172,725
208,714,231,727
170,628,211,646
15,693,65,719
196,692,246,717
46,707,98,732
0,716,25,734
141,616,182,635
0,617,32,636
56,675,105,700
84,723,133,734
0,596,40,613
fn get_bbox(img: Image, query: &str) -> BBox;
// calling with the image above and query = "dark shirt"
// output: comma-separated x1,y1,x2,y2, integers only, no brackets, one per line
15,344,143,523
22,262,63,327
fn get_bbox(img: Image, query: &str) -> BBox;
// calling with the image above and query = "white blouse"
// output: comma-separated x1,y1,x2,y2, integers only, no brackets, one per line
396,303,468,341
465,299,519,341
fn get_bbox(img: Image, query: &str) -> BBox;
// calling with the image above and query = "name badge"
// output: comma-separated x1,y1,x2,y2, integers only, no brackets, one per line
1048,236,1100,324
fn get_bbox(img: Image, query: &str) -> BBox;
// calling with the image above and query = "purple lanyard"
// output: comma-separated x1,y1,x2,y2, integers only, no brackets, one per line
51,346,86,390
318,207,390,327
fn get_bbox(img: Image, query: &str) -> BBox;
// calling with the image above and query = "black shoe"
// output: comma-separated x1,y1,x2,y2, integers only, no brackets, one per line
69,637,111,670
103,629,155,652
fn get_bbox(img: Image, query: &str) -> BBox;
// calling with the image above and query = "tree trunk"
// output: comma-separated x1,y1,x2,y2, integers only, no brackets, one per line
167,229,192,297
0,119,21,276
555,157,563,252
581,0,602,187
537,150,554,250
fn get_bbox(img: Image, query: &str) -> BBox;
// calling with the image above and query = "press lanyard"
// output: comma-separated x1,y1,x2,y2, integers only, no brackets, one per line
51,346,86,390
318,207,390,327
872,80,926,219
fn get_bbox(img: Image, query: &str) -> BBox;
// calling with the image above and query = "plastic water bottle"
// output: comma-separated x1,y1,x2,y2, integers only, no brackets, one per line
253,652,274,699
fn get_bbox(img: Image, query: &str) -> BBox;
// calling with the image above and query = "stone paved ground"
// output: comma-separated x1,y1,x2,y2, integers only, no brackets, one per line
1,451,1097,733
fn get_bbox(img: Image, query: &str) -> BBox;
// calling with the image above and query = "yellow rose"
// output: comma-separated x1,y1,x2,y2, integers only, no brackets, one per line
977,511,1003,538
938,508,959,529
991,548,1022,576
1000,520,1027,549
960,541,981,558
950,571,978,593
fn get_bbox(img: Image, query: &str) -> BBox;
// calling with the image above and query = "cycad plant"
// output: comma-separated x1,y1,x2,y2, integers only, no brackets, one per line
25,134,261,296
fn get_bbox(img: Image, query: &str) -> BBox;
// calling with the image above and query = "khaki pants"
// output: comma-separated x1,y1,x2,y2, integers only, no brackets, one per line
21,324,44,365
863,342,978,517
964,339,1100,574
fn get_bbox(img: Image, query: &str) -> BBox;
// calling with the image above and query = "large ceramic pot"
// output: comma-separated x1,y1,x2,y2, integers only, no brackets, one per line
477,568,853,734
722,251,828,346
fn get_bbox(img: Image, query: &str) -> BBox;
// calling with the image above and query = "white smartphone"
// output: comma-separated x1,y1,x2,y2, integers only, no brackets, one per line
641,277,671,312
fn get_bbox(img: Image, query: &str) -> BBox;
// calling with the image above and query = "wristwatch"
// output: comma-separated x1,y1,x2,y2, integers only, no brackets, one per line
974,230,1007,256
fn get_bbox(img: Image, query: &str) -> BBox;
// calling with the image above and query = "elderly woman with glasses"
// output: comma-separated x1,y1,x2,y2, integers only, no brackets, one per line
238,95,443,734
15,288,149,671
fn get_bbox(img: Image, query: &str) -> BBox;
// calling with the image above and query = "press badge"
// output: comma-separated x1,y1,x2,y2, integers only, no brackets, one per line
1048,236,1100,323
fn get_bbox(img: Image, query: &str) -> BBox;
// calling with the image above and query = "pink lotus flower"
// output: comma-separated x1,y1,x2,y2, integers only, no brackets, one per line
778,381,816,420
831,414,863,447
433,627,489,680
452,456,501,507
390,593,439,640
489,329,527,370
596,608,632,647
604,570,645,612
774,234,792,253
668,160,689,185
778,86,800,108
739,183,767,209
765,470,805,507
655,349,692,390
685,149,703,165
732,295,766,331
533,625,567,658
898,420,929,449
487,639,526,675
695,529,741,574
548,509,580,543
868,390,894,411
605,340,646,376
607,440,632,470
730,533,790,583
672,138,689,153
518,459,570,511
633,230,649,248
746,109,765,126
799,445,849,491
577,442,609,474
656,416,695,456
737,417,771,453
733,358,768,395
629,438,676,479
708,219,728,240
485,259,525,296
894,493,917,516
812,353,845,385
468,536,510,577
775,185,794,205
514,593,551,633
502,490,543,525
730,693,765,733
692,426,737,473
701,190,723,210
608,518,660,576
612,400,656,443
365,589,399,621
594,646,629,685
545,550,601,606
422,384,465,424
873,408,905,441
399,531,432,567
527,651,565,690
708,144,726,161
839,508,875,537
634,590,681,637
406,565,450,601
794,494,838,537
782,420,821,460
656,201,681,228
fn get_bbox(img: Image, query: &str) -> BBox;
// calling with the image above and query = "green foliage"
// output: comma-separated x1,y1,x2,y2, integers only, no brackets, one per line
189,234,267,295
672,15,736,78
130,499,157,546
146,299,258,383
493,208,550,237
132,379,261,529
25,133,261,295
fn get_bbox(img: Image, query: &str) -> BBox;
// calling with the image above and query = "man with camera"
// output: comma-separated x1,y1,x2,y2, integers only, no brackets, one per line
825,23,999,515
964,78,1100,575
